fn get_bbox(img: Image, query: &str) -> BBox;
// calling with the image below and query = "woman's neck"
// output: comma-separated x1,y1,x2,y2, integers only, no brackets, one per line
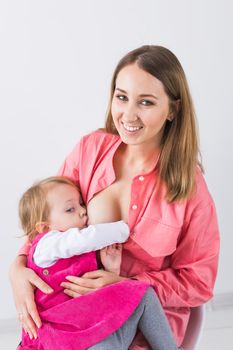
117,142,160,175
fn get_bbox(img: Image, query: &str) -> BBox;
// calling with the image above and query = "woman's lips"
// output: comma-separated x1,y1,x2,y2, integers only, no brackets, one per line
121,122,143,132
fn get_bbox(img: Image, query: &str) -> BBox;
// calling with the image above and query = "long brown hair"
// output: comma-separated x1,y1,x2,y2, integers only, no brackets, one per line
104,45,202,202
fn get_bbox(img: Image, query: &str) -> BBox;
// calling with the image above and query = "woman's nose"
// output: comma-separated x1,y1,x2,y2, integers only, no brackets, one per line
122,104,139,123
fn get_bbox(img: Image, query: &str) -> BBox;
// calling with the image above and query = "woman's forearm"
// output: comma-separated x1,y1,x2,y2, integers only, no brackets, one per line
9,254,27,278
13,254,27,267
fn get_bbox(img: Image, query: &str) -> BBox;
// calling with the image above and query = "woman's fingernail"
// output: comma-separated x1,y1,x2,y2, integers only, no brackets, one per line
66,276,76,281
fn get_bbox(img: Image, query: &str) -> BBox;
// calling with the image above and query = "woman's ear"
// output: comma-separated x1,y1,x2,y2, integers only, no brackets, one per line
35,222,49,233
167,113,174,122
168,99,180,121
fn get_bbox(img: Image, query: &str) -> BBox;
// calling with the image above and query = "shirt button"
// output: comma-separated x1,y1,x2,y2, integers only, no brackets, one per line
139,176,144,181
132,204,138,210
43,269,49,276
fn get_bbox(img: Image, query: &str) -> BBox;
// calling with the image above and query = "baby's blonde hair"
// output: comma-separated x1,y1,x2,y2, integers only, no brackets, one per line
19,176,78,242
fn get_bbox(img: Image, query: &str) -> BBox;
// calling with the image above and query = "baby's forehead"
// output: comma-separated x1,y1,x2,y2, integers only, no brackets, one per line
45,182,81,202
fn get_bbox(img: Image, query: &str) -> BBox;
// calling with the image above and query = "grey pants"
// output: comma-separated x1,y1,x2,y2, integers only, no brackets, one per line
88,287,178,350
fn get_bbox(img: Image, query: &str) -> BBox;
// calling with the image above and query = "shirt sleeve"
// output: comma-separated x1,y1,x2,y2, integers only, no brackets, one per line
132,201,220,308
18,239,32,256
57,137,83,184
34,221,129,267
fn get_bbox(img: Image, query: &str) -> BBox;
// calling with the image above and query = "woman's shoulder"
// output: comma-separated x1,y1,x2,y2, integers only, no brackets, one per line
79,129,120,154
81,129,119,144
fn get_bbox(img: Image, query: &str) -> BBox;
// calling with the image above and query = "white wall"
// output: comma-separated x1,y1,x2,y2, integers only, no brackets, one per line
0,0,232,320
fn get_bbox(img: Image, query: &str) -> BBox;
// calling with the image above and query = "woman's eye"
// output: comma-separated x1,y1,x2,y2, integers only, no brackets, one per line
140,99,153,106
66,207,75,213
116,94,127,102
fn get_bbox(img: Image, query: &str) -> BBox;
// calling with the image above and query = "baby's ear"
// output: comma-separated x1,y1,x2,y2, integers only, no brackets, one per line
35,222,49,233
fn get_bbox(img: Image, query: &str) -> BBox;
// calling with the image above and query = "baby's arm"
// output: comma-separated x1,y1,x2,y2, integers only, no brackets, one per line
34,221,129,267
100,244,122,275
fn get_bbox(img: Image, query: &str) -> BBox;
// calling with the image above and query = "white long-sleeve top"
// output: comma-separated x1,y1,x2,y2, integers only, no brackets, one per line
33,220,129,267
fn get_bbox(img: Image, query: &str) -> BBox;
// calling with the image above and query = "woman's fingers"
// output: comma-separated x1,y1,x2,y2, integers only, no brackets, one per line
63,289,84,298
26,297,42,329
81,270,107,279
24,270,53,330
61,271,107,294
61,271,127,298
16,288,41,338
19,308,37,339
28,270,53,294
61,278,95,295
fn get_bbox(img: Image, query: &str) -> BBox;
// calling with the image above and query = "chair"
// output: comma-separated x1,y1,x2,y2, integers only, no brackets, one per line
181,304,205,350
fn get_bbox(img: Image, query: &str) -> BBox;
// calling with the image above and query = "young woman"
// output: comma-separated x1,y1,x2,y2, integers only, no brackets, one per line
10,45,220,349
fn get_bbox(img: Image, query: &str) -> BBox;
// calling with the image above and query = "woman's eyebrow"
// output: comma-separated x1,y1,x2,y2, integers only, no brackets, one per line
139,93,158,100
115,87,127,93
115,87,158,100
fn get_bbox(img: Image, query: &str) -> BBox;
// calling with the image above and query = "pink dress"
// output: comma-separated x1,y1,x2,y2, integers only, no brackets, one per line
18,233,149,350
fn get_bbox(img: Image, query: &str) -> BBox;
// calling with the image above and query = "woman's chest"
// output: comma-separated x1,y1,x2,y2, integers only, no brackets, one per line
87,179,131,224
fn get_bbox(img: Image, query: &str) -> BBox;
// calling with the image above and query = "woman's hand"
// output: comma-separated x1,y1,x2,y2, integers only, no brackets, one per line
9,255,53,339
61,269,127,298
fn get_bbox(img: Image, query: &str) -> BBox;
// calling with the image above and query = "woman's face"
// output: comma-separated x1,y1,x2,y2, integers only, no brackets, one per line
111,63,171,149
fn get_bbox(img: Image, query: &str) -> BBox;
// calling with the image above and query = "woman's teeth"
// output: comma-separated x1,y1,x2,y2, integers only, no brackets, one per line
123,123,142,132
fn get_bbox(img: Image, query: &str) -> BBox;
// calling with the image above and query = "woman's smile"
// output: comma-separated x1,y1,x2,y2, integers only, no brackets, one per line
121,121,144,134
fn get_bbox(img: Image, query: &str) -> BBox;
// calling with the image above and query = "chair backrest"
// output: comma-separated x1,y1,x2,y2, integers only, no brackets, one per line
181,304,205,350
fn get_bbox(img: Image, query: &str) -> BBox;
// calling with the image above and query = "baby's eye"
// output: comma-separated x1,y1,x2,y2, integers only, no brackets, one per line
66,207,75,213
140,99,154,106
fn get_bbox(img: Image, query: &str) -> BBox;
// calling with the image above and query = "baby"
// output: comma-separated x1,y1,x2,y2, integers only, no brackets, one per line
17,176,179,350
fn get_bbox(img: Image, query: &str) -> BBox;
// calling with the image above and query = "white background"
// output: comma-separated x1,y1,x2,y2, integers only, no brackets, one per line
0,0,232,321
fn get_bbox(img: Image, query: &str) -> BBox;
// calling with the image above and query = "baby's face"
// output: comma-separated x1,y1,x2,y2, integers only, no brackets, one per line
47,183,87,231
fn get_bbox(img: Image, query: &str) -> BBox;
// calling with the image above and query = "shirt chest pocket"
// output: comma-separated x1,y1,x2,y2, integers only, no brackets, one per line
131,217,180,257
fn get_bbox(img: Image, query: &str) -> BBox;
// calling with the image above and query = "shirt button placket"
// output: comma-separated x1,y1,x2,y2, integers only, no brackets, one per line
131,176,144,214
129,177,142,229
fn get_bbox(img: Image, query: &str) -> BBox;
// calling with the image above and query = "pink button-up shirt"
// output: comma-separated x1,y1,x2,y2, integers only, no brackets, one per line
20,130,220,348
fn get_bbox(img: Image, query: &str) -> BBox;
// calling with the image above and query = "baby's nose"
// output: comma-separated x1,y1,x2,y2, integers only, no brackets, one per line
79,208,87,218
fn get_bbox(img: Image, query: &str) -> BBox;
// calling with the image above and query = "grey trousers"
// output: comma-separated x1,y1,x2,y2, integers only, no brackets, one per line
88,287,178,350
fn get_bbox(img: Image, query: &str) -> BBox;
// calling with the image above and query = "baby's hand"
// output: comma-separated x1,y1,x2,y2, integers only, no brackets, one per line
100,244,122,275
